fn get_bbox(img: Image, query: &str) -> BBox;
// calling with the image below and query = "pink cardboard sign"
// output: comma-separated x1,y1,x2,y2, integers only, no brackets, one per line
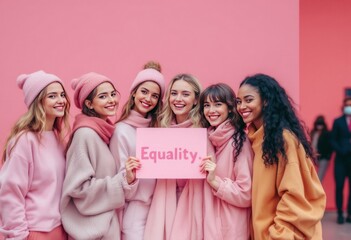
136,128,207,179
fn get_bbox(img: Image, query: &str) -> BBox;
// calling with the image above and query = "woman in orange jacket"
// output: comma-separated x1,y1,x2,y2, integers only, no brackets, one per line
236,73,326,240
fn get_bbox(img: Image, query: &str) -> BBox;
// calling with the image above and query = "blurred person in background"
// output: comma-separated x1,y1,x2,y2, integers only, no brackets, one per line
330,96,351,224
310,115,333,182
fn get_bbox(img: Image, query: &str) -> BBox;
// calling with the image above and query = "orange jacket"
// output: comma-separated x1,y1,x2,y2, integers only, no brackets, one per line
248,126,326,240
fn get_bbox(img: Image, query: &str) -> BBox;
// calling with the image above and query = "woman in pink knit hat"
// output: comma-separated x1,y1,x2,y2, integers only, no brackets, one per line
60,72,139,240
0,70,70,240
199,83,253,240
109,61,165,240
144,73,214,240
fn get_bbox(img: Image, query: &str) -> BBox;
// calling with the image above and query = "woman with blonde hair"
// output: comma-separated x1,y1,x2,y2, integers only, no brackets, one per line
144,73,211,240
157,73,202,128
0,70,70,240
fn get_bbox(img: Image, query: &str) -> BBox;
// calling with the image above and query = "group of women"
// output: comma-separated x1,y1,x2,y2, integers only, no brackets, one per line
0,62,326,240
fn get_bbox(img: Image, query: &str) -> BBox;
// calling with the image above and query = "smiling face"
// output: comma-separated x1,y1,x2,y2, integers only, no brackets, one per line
203,97,229,127
169,79,197,124
132,81,161,117
43,82,67,129
85,82,119,120
236,84,263,129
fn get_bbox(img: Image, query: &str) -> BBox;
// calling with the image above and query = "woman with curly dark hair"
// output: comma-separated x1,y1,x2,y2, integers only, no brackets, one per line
236,74,326,240
199,83,253,239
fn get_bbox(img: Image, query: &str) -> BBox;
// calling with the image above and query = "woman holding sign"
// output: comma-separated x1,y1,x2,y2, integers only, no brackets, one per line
144,73,208,240
199,83,253,240
110,61,165,240
60,72,138,239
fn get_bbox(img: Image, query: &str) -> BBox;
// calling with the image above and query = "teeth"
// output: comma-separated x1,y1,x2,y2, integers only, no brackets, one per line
241,112,250,117
174,104,184,108
54,106,64,111
141,102,150,107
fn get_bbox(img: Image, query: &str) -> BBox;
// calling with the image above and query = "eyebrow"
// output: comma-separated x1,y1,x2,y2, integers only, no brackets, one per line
97,90,115,96
242,95,255,98
142,87,160,95
171,90,191,93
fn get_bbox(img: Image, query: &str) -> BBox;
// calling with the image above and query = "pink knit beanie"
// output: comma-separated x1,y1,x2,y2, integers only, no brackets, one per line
71,72,113,109
130,68,165,98
17,70,63,108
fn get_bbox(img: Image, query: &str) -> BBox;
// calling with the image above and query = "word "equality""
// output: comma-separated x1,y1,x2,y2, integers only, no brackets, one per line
141,147,199,164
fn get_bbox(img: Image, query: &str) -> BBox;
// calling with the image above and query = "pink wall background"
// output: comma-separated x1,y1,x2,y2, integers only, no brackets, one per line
0,0,298,148
0,1,298,236
300,0,351,210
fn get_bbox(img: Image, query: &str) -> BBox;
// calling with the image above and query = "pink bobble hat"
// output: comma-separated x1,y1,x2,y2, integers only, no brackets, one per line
17,70,63,108
71,72,115,109
130,68,165,99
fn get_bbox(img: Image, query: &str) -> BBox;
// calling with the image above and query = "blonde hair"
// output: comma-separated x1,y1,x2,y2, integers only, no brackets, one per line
158,73,202,128
2,83,71,163
118,61,163,127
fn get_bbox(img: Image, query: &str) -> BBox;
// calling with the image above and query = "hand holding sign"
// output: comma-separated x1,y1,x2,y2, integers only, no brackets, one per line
200,155,220,191
136,128,207,179
125,157,141,184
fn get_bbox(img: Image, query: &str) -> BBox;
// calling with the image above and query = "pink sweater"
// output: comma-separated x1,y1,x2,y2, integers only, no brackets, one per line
0,131,65,239
61,127,135,240
204,120,253,240
110,110,155,240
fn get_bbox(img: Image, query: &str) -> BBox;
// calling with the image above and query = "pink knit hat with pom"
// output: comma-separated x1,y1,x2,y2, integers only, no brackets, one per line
71,72,114,109
17,70,63,108
130,68,165,98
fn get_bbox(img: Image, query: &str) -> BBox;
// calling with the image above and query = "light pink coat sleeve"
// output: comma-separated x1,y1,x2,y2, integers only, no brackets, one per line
213,139,253,208
0,136,31,240
110,125,139,200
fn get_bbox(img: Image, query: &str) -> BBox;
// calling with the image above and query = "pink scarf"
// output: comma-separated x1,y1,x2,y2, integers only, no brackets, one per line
208,120,234,154
72,114,115,144
170,118,193,128
122,110,151,128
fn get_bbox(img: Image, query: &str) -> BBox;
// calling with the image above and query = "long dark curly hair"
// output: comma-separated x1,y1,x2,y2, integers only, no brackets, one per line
199,83,246,161
239,74,315,165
